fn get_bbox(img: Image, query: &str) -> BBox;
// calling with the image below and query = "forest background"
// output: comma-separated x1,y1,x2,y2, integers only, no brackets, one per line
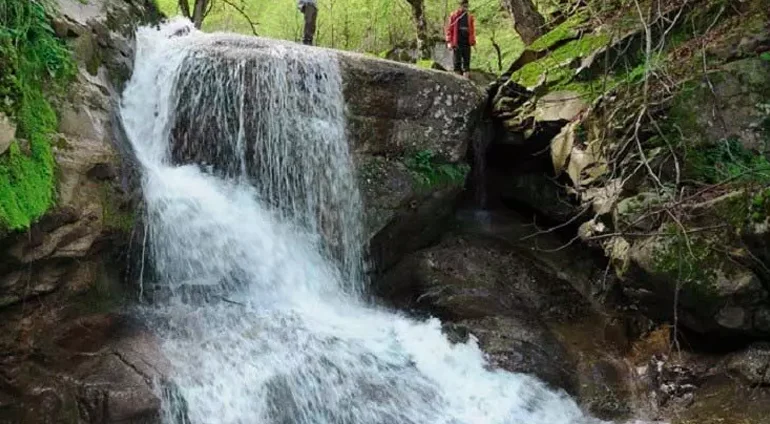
154,0,561,74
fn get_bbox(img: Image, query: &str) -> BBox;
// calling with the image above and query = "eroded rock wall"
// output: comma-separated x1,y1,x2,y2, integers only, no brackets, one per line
0,1,164,422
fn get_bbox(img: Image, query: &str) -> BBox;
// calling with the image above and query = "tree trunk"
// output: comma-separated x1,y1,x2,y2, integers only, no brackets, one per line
404,0,430,60
192,0,210,29
501,0,546,45
178,0,192,19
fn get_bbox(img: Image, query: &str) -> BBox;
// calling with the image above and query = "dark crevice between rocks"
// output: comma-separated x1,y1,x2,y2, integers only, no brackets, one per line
461,85,582,237
675,325,758,355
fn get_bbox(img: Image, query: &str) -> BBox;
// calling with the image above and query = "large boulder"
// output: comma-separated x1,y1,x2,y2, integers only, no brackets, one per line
376,234,586,392
339,52,484,268
164,36,485,271
0,314,168,423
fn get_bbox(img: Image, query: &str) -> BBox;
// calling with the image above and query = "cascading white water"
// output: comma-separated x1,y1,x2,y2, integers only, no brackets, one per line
120,18,602,424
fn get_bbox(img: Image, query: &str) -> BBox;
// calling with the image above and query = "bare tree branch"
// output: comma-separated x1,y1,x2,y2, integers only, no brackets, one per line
221,0,259,36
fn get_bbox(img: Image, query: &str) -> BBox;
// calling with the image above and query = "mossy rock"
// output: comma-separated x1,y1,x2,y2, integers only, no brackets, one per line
0,0,76,231
507,32,611,90
627,226,770,335
528,12,589,53
669,58,770,154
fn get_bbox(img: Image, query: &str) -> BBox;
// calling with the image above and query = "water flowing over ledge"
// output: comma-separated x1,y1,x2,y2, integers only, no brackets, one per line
119,18,600,424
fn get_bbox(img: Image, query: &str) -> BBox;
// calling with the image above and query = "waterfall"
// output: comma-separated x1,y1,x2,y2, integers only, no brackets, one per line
120,18,599,424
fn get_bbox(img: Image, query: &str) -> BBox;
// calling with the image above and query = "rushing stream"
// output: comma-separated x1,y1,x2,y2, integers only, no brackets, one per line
119,18,601,424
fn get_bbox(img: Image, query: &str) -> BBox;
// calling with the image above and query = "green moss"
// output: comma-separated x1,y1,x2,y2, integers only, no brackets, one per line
510,32,611,88
749,187,770,223
416,59,434,70
404,149,469,189
708,190,752,229
528,12,588,52
0,0,75,230
100,182,134,232
652,226,723,307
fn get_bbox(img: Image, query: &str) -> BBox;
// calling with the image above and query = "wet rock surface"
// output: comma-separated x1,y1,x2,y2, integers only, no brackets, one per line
0,1,160,422
0,314,166,424
377,233,583,392
165,37,485,270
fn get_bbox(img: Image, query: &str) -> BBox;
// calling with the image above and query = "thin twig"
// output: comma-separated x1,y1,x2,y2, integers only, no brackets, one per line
221,0,259,36
520,205,592,241
634,106,665,190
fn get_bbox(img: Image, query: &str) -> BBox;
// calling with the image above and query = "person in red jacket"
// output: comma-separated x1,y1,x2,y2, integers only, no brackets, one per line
445,0,476,78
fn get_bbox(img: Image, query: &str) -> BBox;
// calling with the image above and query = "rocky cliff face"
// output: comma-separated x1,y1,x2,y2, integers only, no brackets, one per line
470,1,770,421
338,54,485,271
0,1,165,422
487,0,770,340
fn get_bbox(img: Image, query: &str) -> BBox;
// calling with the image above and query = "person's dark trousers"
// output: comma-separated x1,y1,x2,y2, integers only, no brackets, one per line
302,4,318,45
453,44,471,74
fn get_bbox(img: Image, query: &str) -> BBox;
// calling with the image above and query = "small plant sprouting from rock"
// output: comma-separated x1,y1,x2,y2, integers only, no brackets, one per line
686,138,770,184
404,149,470,188
749,188,770,223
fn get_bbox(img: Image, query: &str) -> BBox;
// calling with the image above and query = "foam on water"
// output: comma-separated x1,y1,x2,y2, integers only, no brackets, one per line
120,18,602,424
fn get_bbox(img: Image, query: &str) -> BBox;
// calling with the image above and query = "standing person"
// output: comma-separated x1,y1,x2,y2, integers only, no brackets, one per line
298,0,318,45
445,0,476,78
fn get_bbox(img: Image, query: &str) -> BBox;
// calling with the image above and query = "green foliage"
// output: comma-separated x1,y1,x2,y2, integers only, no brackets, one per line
761,52,770,63
0,0,75,230
686,138,770,184
404,149,469,188
416,59,434,69
749,187,770,223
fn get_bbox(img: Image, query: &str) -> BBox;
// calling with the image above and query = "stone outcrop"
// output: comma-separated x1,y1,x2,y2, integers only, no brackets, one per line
0,1,161,422
484,0,770,340
339,55,485,268
375,210,653,420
